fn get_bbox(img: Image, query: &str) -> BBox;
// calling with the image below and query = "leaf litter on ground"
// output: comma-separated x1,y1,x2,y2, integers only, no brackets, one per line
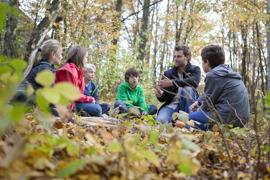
0,112,269,179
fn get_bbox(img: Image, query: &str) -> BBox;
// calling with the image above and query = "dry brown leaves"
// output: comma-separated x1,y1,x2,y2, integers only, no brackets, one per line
0,114,269,179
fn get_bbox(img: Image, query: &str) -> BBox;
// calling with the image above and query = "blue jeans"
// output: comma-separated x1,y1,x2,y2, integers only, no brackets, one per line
189,110,211,130
75,103,111,117
156,86,197,124
114,100,157,115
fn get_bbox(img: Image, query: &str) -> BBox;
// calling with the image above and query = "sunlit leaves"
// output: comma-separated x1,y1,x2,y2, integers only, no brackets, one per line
34,71,81,112
54,82,81,100
0,2,20,30
172,110,189,123
178,164,193,176
265,90,270,106
35,70,55,87
57,160,86,178
107,142,123,152
140,150,160,167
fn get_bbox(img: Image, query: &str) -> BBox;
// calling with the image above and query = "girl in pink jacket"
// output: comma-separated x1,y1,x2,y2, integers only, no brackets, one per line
55,46,94,111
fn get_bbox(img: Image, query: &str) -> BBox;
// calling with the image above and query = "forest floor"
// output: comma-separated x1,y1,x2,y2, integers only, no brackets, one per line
0,111,269,180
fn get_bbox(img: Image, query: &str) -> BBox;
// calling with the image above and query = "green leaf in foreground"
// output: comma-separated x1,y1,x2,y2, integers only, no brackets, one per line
107,142,123,152
57,159,86,178
149,131,158,144
265,91,270,106
140,150,160,167
178,164,192,176
181,138,199,151
35,70,55,87
54,82,81,100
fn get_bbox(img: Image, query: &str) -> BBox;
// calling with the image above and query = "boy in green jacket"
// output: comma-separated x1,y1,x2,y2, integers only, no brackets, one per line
114,68,157,117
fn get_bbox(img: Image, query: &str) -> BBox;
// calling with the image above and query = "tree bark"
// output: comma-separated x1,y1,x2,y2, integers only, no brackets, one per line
175,0,187,46
266,0,270,165
152,3,158,80
137,0,150,62
24,0,60,61
112,0,123,46
2,0,19,58
240,24,248,86
160,0,170,75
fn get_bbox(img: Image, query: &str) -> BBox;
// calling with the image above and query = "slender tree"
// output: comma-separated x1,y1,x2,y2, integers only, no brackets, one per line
2,0,19,58
24,0,60,61
137,0,150,63
267,0,270,165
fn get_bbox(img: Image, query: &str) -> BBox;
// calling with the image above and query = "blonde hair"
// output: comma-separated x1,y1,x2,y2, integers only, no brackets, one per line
66,45,87,69
83,63,96,72
24,39,62,78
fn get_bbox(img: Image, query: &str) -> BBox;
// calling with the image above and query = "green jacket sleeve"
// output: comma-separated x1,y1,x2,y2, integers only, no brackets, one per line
138,88,150,113
116,85,134,108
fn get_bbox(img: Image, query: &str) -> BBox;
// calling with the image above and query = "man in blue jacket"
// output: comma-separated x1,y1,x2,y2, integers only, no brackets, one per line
154,45,201,124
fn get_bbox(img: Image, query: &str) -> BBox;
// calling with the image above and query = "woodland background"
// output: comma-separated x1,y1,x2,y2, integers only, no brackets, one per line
0,0,270,179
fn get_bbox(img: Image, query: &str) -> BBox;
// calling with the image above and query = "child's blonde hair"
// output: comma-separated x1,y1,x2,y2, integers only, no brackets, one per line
83,63,96,72
24,39,62,78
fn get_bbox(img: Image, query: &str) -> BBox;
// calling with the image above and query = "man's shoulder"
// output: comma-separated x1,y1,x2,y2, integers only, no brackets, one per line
164,67,175,75
188,63,200,70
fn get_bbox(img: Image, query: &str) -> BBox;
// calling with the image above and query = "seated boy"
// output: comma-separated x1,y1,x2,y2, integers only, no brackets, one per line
175,45,250,130
75,64,110,116
114,68,157,117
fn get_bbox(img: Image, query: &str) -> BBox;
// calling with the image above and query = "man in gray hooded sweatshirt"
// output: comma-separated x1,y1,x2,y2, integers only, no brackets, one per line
176,44,250,130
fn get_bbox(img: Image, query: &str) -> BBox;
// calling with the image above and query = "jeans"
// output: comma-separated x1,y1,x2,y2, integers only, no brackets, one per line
75,102,111,117
156,86,197,124
114,100,157,115
175,86,197,113
189,110,211,130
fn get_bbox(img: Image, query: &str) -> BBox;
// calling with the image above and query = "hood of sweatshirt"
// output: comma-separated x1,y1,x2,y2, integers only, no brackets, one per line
212,64,242,79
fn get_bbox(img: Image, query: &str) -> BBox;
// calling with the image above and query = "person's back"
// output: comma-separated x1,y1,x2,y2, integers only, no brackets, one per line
197,64,250,127
177,44,250,130
11,39,63,116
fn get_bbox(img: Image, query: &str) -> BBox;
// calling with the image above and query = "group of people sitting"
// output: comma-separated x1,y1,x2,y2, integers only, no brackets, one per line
11,39,250,131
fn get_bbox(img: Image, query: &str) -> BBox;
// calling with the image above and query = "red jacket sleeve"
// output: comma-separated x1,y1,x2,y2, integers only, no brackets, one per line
55,70,94,103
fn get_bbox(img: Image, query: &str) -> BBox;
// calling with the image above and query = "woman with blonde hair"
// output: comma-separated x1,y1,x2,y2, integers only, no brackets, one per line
12,39,62,115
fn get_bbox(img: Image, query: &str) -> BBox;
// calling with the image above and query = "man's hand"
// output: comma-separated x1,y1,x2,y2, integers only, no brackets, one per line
154,86,164,98
189,101,200,111
142,112,147,116
134,113,141,118
92,98,95,104
155,74,173,88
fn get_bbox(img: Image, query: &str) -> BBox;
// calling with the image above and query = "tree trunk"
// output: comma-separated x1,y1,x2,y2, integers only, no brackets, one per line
112,0,122,46
160,0,170,76
266,0,270,164
2,0,19,58
24,0,60,61
137,0,150,62
240,24,248,85
175,0,187,46
153,3,158,80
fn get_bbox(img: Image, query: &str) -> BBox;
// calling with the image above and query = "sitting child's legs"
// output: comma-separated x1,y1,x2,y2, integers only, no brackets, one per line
176,86,197,113
148,105,158,115
75,102,102,117
100,103,111,114
156,107,175,124
114,100,129,113
189,110,211,130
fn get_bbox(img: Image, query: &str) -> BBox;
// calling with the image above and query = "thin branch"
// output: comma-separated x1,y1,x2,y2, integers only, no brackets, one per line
121,0,163,22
